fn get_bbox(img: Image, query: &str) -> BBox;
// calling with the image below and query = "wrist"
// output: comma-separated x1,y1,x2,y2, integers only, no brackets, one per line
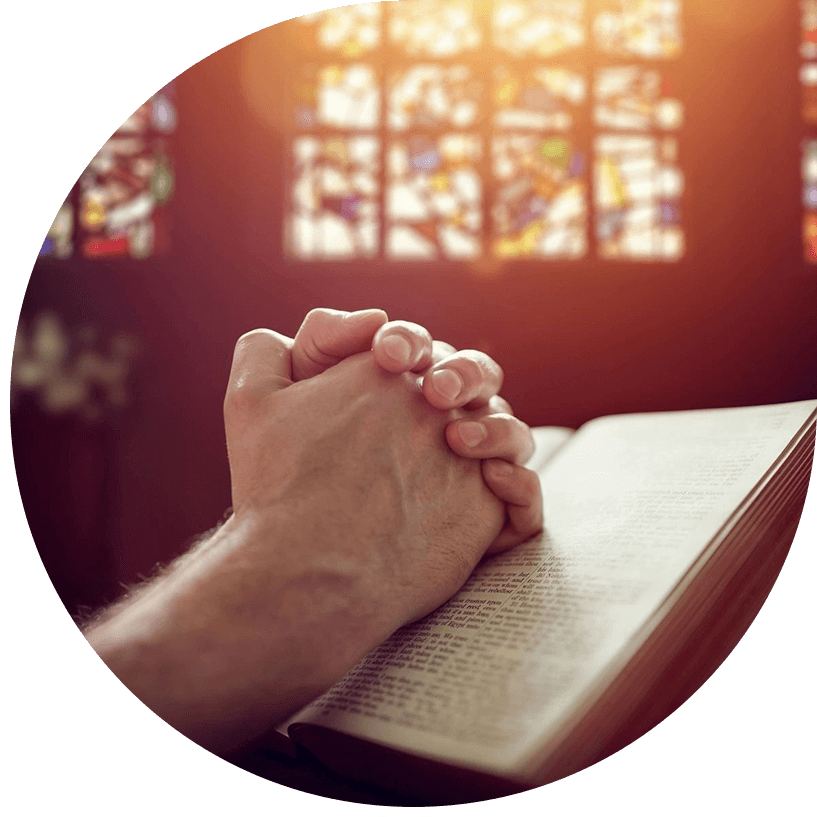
86,511,398,754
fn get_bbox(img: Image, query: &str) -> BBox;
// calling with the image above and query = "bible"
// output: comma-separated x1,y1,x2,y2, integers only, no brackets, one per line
260,399,815,804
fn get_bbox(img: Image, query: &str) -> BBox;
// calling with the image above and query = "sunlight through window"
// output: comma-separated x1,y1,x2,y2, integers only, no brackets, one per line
287,0,685,263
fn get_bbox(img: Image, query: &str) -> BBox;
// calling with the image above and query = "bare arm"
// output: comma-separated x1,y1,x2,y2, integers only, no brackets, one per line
86,311,543,756
87,352,505,755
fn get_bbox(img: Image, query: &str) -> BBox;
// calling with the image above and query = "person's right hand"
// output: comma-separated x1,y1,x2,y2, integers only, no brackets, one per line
288,308,542,553
85,317,539,757
223,339,506,629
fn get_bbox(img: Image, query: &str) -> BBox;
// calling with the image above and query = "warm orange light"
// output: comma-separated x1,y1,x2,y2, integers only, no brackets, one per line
240,26,290,132
83,199,105,229
687,2,784,35
804,214,817,262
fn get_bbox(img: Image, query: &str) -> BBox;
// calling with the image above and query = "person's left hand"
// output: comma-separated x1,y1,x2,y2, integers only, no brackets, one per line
85,311,542,756
281,307,542,553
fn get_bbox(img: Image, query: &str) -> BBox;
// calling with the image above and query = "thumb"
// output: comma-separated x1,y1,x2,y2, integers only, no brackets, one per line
292,308,388,380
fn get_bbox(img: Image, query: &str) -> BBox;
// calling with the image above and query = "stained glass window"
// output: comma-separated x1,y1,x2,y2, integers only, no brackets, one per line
595,67,682,131
390,65,481,130
39,201,73,259
388,135,482,258
493,135,587,258
802,0,817,59
296,64,380,129
803,3,817,262
38,83,177,261
803,141,817,263
594,0,682,59
390,0,481,57
296,2,382,56
495,67,586,131
595,135,682,259
493,0,585,57
289,136,380,258
286,1,684,264
593,63,683,259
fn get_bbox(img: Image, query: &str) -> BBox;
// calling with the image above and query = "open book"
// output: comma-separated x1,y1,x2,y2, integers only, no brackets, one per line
262,400,816,804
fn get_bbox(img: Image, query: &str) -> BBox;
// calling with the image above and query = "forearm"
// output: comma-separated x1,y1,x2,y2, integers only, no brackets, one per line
85,513,394,756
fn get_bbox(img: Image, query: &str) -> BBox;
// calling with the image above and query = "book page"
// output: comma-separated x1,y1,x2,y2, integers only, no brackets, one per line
527,425,574,472
291,401,816,777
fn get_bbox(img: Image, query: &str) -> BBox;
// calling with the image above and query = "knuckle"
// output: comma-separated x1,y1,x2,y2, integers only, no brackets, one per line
486,412,519,438
224,375,266,420
235,327,270,351
299,312,340,364
489,394,514,415
303,307,337,325
491,414,533,455
466,348,503,377
302,333,331,366
458,351,504,394
486,358,505,390
233,328,290,369
431,339,457,360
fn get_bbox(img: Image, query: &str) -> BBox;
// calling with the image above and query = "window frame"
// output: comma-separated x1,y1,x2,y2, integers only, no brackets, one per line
283,0,688,270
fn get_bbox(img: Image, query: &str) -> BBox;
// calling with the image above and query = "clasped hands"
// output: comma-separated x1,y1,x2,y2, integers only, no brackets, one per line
87,308,542,755
226,307,542,566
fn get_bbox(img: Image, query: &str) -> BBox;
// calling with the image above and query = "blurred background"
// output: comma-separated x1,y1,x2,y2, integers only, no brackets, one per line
12,0,817,619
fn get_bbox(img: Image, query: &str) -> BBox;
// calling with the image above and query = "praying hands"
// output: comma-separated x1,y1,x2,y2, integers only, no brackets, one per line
85,308,543,755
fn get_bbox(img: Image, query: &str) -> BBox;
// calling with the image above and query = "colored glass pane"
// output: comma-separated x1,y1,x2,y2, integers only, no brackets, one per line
802,140,817,211
285,4,688,264
39,202,74,259
595,66,682,131
296,3,382,57
594,0,681,59
804,213,817,263
494,66,586,131
78,84,176,259
492,134,587,258
387,135,482,259
289,136,380,258
389,65,481,131
296,64,379,130
802,1,817,60
493,0,585,57
801,63,817,125
594,134,683,259
389,0,481,57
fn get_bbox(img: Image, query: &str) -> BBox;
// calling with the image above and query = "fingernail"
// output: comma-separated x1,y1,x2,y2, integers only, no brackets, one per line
430,368,464,402
458,421,487,447
381,333,412,366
